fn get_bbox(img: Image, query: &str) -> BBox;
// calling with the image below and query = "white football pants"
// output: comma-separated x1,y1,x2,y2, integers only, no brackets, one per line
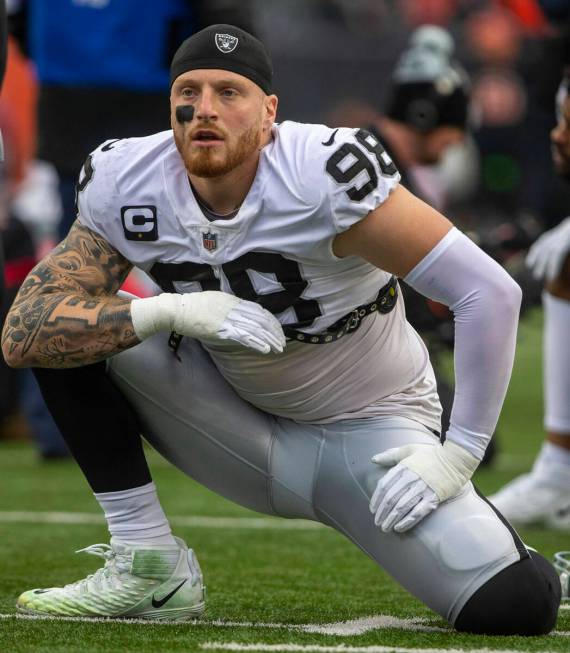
108,334,526,625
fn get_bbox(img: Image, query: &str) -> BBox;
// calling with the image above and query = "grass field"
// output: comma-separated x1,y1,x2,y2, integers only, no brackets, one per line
0,308,568,653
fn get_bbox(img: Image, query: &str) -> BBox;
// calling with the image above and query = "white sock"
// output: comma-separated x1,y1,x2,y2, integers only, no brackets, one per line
543,292,570,432
94,482,177,546
533,442,570,487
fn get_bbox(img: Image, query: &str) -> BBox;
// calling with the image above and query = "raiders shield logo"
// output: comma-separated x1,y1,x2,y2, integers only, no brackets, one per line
215,33,238,53
202,231,217,251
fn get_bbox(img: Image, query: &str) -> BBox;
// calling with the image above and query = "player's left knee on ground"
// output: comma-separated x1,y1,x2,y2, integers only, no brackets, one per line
454,551,561,635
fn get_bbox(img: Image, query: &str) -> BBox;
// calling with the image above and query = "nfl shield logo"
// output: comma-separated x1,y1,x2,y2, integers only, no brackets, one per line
215,33,239,53
202,231,217,251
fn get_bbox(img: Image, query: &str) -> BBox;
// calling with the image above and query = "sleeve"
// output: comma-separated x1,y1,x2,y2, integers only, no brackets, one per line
75,139,122,241
404,228,522,460
324,127,401,233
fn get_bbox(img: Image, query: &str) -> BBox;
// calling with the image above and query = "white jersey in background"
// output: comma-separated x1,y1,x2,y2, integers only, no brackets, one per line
77,121,441,430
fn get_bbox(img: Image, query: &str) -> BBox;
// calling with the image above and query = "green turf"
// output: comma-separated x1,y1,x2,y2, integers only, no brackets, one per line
0,308,568,652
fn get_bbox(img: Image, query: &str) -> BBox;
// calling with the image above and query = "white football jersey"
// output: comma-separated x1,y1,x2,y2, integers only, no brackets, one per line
77,121,441,429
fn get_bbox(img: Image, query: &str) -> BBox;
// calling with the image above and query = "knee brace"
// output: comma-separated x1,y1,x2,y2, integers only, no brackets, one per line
455,551,561,635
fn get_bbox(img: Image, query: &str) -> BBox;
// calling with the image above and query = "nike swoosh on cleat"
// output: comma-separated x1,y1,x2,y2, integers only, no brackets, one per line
322,129,339,146
33,590,49,594
151,579,188,608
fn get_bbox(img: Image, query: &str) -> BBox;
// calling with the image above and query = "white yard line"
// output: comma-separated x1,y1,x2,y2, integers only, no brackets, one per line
0,613,442,631
0,613,567,638
201,644,560,653
0,511,321,531
299,616,448,635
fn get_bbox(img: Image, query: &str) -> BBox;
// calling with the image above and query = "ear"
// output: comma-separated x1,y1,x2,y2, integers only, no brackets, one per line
263,94,278,130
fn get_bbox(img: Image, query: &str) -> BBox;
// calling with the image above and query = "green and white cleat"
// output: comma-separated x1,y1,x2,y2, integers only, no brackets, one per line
17,537,205,621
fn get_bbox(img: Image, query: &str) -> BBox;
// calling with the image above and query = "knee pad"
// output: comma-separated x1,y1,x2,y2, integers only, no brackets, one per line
455,551,561,635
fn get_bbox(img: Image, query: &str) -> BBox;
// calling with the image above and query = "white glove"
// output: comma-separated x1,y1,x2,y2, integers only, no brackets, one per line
369,440,479,533
526,217,570,281
130,291,286,354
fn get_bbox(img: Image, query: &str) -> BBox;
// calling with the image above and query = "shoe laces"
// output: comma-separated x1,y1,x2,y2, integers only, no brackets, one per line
62,544,130,593
76,543,114,561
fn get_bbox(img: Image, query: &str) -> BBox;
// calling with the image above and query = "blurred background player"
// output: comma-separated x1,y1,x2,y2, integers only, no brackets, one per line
489,71,570,529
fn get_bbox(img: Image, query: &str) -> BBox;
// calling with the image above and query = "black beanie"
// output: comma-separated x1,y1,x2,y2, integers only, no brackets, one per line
170,24,273,94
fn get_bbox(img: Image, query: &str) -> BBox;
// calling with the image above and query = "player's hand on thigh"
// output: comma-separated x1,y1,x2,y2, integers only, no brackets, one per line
369,441,478,533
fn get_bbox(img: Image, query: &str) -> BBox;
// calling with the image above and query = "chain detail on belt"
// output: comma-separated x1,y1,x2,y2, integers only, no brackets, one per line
283,276,398,344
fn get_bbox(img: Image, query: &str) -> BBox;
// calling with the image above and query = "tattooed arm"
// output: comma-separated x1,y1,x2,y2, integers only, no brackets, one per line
1,220,138,369
2,219,287,368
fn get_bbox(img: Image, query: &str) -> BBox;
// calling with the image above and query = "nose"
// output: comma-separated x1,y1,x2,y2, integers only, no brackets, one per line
195,87,218,122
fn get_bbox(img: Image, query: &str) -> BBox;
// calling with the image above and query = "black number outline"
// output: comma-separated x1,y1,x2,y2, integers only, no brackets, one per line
325,129,398,202
326,143,378,202
76,154,94,194
150,252,322,328
75,140,124,213
354,129,398,177
74,154,95,213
